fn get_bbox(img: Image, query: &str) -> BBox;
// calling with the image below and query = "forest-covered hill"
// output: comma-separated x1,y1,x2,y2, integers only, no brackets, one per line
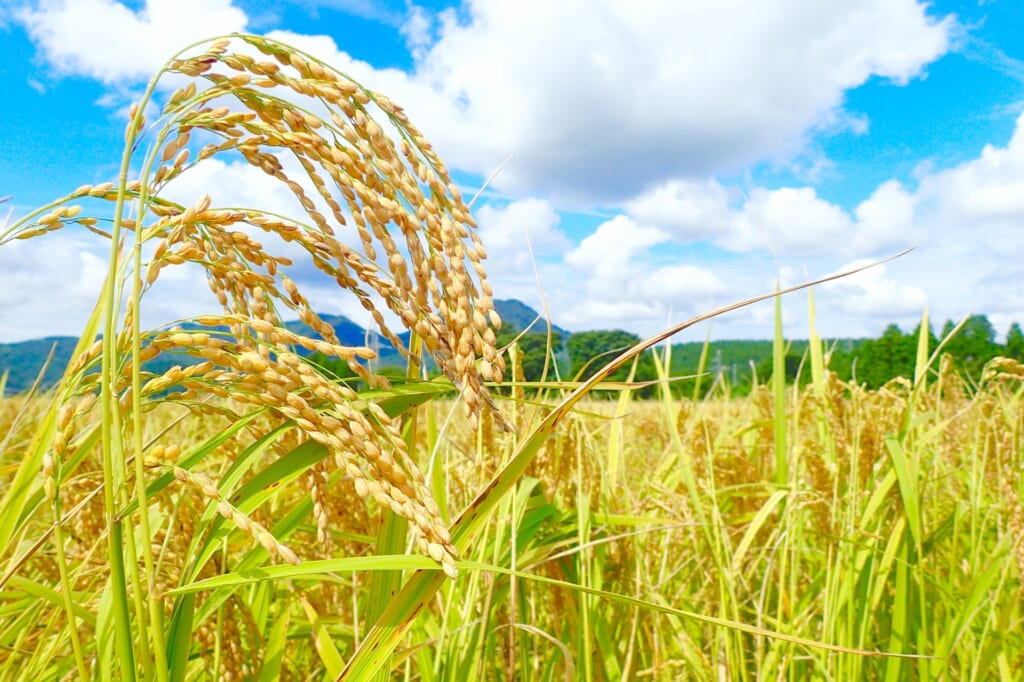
0,300,546,393
3,302,1021,395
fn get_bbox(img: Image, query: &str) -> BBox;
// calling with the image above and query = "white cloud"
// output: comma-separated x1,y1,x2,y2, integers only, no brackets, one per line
565,216,668,278
851,180,921,253
824,261,929,318
475,198,570,273
916,112,1024,232
161,158,304,218
20,0,1024,343
18,0,247,84
635,264,728,303
560,106,1024,331
625,179,733,242
401,4,433,60
558,299,663,330
18,0,954,203
396,0,953,201
552,215,729,332
0,232,109,341
626,180,920,258
729,187,853,254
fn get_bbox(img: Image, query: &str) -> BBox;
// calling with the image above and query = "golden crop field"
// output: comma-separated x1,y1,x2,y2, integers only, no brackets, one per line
2,33,1023,681
3,359,1024,680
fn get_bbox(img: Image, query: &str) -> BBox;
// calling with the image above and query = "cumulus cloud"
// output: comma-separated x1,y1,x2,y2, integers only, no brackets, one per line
625,179,734,242
19,0,1024,342
18,0,247,84
565,216,668,280
729,188,854,254
850,181,920,253
0,232,110,340
475,198,570,273
634,264,728,303
824,261,929,318
615,111,1024,335
626,179,921,258
18,0,955,203
552,215,729,331
915,111,1024,241
536,99,1024,333
161,158,304,219
396,0,953,201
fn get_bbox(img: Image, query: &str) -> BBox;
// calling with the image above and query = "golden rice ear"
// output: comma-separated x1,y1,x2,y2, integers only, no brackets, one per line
125,33,516,573
137,34,507,426
0,33,511,579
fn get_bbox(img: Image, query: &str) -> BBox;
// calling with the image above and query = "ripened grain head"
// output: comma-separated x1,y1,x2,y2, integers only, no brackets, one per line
5,34,512,579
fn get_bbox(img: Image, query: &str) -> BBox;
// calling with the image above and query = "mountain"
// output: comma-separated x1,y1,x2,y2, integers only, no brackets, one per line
0,300,563,395
281,313,409,364
283,313,394,349
493,299,569,338
0,336,80,395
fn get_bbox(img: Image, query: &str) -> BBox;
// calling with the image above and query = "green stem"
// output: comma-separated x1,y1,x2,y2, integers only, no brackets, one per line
130,116,173,682
99,50,179,679
53,496,90,680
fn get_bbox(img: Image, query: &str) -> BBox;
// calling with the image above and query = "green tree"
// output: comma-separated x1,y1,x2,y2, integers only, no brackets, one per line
496,327,563,383
943,314,998,379
567,329,656,394
849,324,918,388
1005,322,1024,360
755,352,805,386
308,351,359,381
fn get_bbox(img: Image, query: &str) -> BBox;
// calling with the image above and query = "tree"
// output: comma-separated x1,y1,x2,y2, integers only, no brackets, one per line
566,329,656,393
943,314,998,379
1006,322,1024,360
853,324,915,388
308,351,359,381
755,352,805,386
496,327,563,383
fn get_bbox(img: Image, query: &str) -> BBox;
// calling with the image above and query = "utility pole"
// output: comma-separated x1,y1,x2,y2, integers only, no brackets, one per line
366,329,380,374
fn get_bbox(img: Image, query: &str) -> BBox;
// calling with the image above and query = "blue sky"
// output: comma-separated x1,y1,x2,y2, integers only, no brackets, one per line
1,0,1023,344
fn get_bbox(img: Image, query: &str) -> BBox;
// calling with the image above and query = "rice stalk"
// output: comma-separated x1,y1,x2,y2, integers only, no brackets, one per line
0,32,506,678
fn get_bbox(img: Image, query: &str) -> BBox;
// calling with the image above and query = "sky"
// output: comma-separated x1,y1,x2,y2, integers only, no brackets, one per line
1,0,1023,344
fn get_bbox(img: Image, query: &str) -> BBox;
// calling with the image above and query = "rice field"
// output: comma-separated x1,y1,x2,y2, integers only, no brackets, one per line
2,33,1023,681
3,354,1024,680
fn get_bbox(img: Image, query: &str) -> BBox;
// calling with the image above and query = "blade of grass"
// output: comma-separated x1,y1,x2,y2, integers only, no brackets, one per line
302,596,346,678
772,281,788,487
257,597,293,682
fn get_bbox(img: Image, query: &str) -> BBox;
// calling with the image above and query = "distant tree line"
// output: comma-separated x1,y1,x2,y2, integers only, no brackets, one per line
823,315,1022,388
304,314,1023,398
497,314,1024,397
753,314,1023,391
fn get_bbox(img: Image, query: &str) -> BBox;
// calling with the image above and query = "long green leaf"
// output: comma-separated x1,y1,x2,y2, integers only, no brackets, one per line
169,556,439,594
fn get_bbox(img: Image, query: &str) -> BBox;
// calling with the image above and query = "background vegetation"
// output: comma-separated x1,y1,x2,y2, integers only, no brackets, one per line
7,306,1016,402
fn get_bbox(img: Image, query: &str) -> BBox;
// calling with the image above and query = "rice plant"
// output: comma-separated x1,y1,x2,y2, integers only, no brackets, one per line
2,33,1023,681
1,32,506,680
